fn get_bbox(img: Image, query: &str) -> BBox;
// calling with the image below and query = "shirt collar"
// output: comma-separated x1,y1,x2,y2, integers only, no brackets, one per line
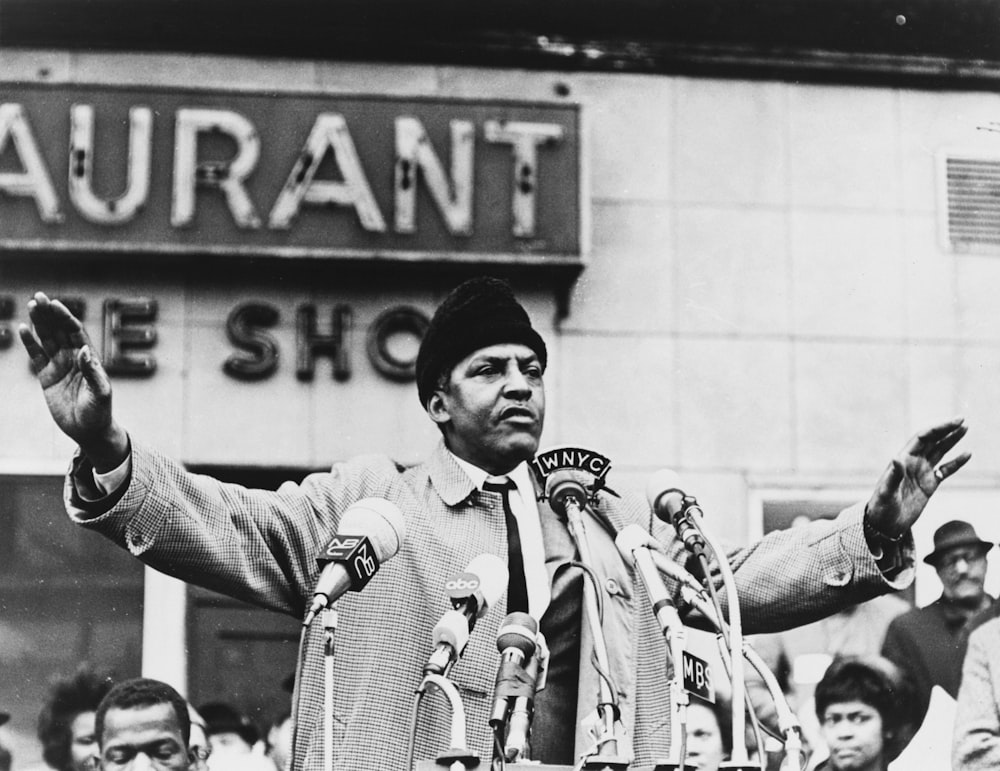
449,451,536,503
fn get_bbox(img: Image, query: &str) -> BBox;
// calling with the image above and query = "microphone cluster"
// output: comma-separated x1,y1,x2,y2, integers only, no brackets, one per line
415,556,552,769
638,471,801,771
297,476,799,771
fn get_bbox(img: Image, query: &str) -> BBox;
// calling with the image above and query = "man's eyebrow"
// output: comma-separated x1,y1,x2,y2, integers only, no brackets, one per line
468,353,539,366
142,739,181,751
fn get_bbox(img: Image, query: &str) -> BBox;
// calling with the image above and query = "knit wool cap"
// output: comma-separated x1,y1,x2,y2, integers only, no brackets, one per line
416,277,547,407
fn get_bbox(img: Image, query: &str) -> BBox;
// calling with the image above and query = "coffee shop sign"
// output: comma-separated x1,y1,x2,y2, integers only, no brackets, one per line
0,295,429,383
0,86,581,261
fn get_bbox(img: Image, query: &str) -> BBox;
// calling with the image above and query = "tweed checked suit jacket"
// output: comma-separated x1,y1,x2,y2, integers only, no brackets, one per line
63,438,913,771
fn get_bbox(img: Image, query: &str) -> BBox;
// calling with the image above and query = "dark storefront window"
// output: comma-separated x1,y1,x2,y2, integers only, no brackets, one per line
0,473,143,767
184,466,318,734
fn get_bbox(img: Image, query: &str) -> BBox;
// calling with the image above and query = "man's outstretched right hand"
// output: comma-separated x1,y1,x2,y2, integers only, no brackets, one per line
18,292,129,472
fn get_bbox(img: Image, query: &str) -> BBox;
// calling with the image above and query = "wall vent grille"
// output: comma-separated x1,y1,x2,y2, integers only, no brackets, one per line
940,151,1000,254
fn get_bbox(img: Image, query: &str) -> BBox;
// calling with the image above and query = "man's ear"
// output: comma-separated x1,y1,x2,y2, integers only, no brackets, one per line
426,391,451,426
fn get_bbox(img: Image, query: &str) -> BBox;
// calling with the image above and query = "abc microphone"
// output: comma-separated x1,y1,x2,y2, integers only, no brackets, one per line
424,553,508,675
647,469,706,556
304,497,405,626
489,612,538,731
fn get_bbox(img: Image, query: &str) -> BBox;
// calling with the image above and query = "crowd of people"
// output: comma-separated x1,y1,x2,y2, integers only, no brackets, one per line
0,667,291,771
3,511,994,771
6,277,985,771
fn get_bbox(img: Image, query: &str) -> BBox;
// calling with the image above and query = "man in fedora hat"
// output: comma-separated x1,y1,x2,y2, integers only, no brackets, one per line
882,519,996,725
18,278,971,771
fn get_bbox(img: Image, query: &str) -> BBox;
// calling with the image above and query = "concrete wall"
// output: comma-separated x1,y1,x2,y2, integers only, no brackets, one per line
2,48,1000,595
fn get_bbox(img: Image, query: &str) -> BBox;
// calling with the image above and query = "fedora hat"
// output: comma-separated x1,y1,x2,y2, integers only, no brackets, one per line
923,520,994,566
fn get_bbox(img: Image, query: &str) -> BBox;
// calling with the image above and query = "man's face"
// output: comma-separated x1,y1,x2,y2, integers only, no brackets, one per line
69,710,99,771
99,703,191,771
935,545,989,604
820,700,885,771
429,343,545,475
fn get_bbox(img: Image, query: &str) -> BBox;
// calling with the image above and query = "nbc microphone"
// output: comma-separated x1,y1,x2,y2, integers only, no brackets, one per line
424,553,508,675
304,498,405,626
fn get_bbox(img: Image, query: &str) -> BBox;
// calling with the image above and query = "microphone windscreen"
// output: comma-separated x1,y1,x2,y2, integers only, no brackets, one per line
646,469,684,509
544,469,587,501
467,553,509,608
338,498,406,561
496,612,538,657
615,524,658,562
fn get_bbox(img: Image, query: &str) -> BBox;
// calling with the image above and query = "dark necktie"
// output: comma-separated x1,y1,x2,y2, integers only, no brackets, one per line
483,479,529,613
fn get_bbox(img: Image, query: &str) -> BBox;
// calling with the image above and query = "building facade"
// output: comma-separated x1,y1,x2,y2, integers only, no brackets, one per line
3,18,1000,765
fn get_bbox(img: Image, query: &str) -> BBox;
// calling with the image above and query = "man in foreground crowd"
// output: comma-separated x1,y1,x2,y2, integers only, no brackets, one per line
19,277,969,770
881,519,995,724
95,678,193,771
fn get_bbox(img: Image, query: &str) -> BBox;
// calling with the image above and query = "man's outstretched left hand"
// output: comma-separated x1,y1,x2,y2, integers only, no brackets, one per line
866,416,971,540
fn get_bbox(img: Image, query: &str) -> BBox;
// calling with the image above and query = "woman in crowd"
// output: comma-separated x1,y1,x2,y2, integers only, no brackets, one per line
37,666,115,771
812,656,915,771
684,697,732,771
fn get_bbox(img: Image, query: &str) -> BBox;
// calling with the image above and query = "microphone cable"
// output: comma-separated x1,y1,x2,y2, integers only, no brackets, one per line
566,558,621,706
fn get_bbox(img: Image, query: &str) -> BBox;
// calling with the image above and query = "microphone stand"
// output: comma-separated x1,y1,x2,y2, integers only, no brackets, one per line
548,476,629,770
322,606,338,771
680,589,804,771
668,506,762,771
670,499,757,771
417,673,481,771
618,539,695,771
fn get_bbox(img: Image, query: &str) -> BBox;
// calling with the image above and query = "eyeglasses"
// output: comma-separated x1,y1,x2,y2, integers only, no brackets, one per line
938,549,986,571
191,746,212,762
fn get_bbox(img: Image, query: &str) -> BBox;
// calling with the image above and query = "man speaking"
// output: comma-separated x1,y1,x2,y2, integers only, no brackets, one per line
19,276,969,770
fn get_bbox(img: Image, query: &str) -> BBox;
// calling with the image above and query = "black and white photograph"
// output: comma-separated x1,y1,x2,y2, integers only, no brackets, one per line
0,3,998,770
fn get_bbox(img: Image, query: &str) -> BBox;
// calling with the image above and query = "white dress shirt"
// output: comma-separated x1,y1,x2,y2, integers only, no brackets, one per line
449,453,551,619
